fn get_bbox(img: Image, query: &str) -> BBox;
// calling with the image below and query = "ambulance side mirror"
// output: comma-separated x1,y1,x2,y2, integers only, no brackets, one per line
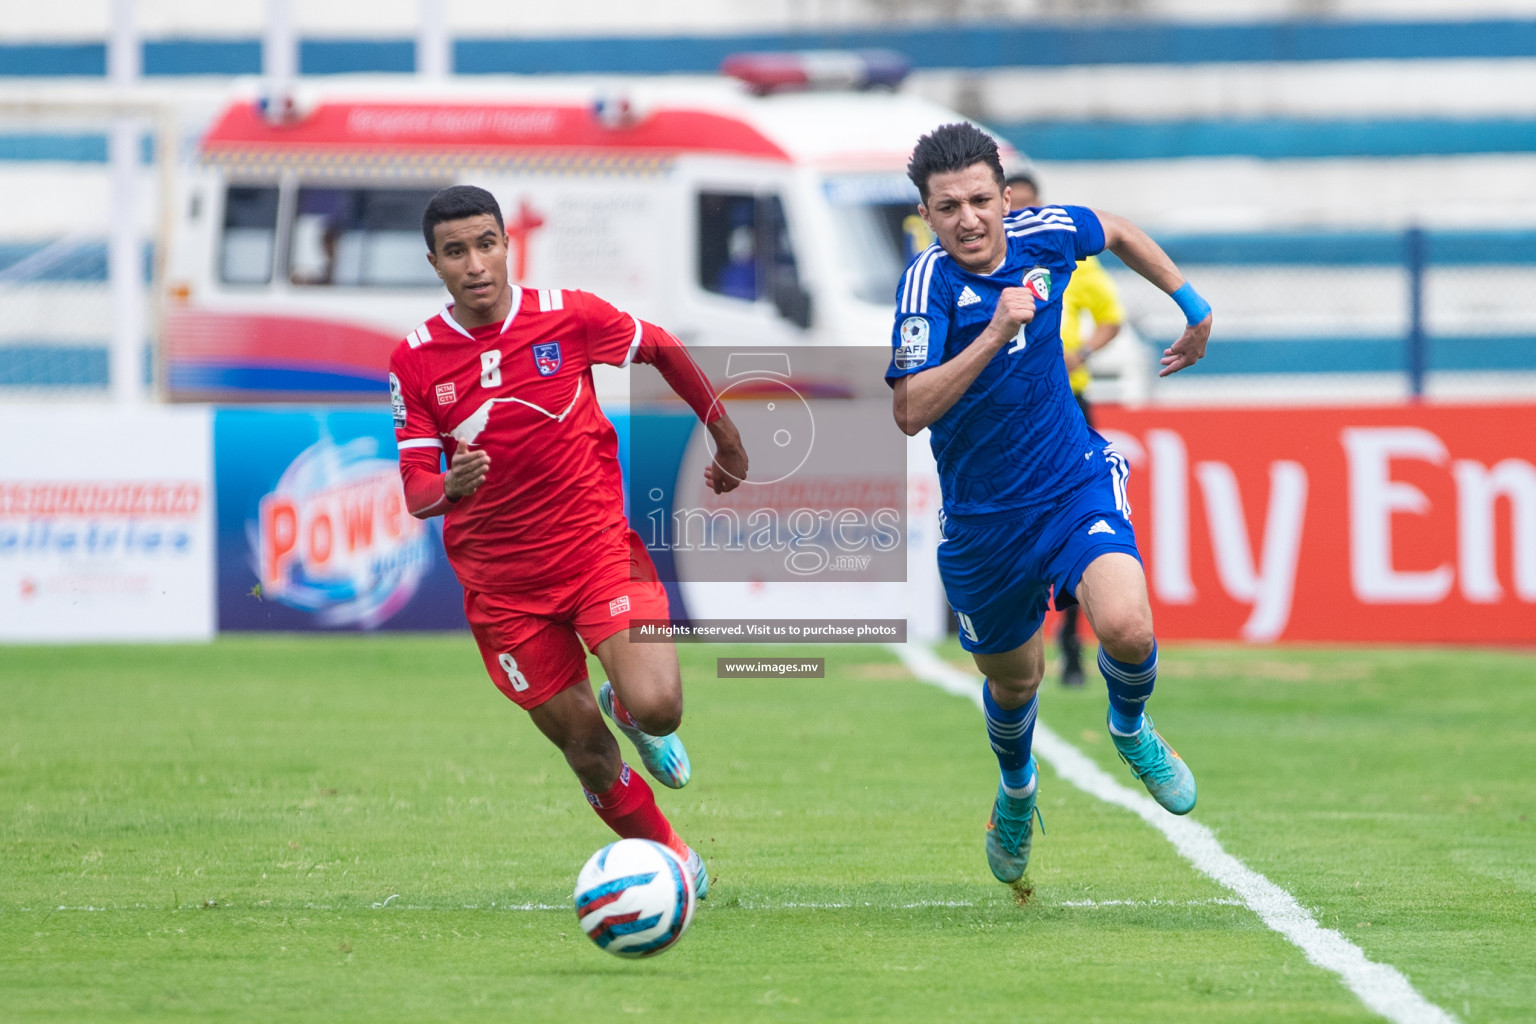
772,276,813,330
756,193,812,330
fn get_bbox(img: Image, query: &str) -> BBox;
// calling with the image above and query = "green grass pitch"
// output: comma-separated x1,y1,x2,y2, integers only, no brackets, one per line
3,637,1533,1022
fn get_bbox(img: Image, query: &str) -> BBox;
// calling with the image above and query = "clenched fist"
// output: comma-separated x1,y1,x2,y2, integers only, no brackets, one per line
988,286,1037,345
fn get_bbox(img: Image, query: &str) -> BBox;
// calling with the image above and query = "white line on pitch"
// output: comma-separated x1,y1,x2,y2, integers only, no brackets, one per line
18,896,1248,914
891,643,1460,1024
1059,897,1244,907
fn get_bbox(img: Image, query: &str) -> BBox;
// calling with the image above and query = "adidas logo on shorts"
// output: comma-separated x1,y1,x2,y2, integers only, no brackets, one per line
1088,519,1116,536
957,286,981,307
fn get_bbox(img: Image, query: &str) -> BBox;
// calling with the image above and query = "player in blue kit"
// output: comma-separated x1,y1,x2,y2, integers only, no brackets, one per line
888,124,1213,884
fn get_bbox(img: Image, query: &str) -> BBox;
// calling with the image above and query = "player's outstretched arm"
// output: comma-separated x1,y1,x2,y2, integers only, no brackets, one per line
1094,209,1213,377
704,414,748,495
624,317,749,493
893,287,1035,435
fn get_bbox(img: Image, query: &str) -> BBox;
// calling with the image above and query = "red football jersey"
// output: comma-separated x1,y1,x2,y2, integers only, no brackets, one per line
389,287,644,593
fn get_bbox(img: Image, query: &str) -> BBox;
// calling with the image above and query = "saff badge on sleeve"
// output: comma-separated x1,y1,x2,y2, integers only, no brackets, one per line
895,316,930,369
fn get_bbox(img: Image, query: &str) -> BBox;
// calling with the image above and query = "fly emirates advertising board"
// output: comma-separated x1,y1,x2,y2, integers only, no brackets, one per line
1096,404,1536,644
0,406,215,642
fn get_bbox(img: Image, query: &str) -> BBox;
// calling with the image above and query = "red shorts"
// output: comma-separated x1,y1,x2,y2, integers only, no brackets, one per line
463,526,670,710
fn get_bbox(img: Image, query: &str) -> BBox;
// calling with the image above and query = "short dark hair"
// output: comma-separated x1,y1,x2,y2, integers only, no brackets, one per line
422,185,504,252
906,122,1006,203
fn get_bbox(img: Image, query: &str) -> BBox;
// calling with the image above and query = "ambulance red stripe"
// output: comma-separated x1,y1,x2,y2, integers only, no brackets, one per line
203,102,791,162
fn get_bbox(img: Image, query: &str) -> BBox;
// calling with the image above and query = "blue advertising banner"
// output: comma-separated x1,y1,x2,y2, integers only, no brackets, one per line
614,407,695,621
214,407,465,631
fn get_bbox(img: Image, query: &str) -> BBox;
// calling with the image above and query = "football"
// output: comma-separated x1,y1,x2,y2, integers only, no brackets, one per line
574,839,696,957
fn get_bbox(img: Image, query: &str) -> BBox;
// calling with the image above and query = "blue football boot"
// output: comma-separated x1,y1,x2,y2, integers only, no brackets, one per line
598,681,692,789
1110,712,1197,814
984,756,1040,884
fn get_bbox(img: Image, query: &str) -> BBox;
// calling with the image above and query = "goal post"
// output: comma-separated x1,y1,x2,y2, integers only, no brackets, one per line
0,91,179,402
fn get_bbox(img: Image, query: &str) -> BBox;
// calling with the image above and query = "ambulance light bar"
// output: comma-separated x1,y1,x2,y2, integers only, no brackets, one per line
721,50,911,95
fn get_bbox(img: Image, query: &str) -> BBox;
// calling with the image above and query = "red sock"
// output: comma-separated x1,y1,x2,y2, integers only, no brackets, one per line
584,762,689,861
608,689,639,729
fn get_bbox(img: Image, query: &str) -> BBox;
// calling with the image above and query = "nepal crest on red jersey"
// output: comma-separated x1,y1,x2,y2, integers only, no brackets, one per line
533,342,562,376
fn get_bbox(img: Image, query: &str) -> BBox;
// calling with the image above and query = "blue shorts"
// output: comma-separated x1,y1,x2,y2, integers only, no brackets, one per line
938,448,1141,656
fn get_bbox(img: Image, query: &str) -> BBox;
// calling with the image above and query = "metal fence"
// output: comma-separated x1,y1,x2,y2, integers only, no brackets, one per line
1101,228,1536,404
0,238,149,394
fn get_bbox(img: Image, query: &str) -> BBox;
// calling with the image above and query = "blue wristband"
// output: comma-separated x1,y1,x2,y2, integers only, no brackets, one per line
1171,282,1211,325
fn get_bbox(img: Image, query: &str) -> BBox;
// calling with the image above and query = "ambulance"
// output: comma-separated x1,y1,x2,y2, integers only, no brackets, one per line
160,52,1023,403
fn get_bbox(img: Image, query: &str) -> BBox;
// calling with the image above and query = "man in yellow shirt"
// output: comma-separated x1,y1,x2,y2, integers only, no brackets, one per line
1007,170,1126,688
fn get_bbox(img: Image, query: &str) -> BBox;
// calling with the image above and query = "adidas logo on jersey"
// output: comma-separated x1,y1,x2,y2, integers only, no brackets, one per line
1088,519,1116,536
957,286,981,307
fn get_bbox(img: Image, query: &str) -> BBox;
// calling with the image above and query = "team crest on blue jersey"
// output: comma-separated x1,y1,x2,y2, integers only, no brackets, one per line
533,342,562,376
1023,266,1052,302
896,316,930,369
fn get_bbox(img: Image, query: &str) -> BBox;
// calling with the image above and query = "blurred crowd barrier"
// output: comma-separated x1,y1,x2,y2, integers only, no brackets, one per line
6,227,1535,403
0,237,149,393
1105,227,1536,405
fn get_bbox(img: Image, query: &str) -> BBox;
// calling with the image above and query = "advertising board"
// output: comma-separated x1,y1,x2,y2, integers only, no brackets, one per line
1096,403,1536,643
214,408,464,630
0,405,215,642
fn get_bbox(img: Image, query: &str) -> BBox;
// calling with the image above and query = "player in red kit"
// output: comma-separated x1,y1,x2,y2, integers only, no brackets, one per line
389,186,747,899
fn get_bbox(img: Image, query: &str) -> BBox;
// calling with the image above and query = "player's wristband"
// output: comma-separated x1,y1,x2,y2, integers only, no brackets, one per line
1171,282,1211,325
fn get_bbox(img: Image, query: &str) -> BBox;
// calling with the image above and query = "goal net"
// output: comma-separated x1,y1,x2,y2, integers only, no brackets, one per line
0,93,176,401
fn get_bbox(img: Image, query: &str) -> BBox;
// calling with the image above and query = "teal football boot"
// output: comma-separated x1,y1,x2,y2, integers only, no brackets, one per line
684,847,709,902
984,756,1041,884
598,681,692,789
1110,712,1196,814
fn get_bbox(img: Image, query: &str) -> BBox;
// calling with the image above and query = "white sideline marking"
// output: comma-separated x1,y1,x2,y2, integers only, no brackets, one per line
1061,897,1243,908
891,643,1460,1024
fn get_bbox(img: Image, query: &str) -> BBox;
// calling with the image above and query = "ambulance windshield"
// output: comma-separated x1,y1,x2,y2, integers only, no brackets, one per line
823,175,931,306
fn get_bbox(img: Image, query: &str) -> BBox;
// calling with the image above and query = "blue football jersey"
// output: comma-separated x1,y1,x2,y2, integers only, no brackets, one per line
886,204,1107,517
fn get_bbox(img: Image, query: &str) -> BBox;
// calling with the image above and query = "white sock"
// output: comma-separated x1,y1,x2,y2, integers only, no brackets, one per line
1001,772,1037,799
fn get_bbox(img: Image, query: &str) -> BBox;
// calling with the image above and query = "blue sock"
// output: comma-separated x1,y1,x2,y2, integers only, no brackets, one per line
1100,643,1157,735
982,683,1037,795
